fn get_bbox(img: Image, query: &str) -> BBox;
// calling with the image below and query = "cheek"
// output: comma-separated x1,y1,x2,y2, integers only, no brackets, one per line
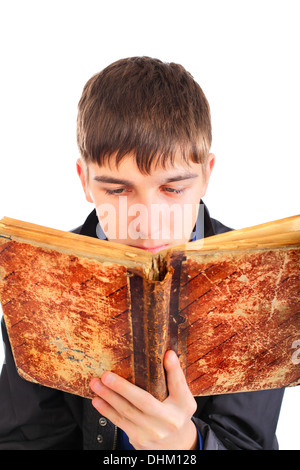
174,203,199,236
192,178,207,199
173,190,203,237
94,197,120,240
163,199,200,243
94,197,136,242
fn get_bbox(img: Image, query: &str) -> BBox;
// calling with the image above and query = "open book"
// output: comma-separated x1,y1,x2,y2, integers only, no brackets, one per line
0,215,299,400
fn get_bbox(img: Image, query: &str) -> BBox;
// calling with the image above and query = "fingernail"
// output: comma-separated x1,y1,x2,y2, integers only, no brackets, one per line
101,371,113,385
167,350,178,363
90,378,103,393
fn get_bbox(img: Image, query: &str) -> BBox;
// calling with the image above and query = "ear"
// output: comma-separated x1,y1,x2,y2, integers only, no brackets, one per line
76,158,94,203
206,153,215,179
201,153,215,197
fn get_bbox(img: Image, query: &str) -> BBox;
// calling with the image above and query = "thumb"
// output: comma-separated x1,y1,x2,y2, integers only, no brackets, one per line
164,350,191,405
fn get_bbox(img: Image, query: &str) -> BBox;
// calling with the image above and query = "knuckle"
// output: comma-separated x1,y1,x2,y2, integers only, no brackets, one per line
188,397,197,416
139,391,156,413
180,391,197,416
122,403,135,420
152,427,169,442
113,413,125,429
130,434,150,451
163,415,182,434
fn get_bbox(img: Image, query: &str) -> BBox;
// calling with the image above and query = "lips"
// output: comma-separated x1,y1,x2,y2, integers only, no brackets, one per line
130,244,169,254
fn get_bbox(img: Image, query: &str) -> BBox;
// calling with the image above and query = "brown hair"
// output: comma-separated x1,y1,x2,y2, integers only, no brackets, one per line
77,56,212,174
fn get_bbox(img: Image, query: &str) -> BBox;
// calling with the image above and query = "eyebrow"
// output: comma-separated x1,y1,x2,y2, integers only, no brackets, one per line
93,175,134,185
163,173,198,183
93,173,199,185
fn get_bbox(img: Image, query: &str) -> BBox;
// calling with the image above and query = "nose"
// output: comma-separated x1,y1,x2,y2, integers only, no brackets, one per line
128,193,162,241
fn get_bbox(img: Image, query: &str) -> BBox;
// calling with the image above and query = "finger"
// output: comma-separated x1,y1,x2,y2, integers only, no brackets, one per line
91,380,184,450
98,371,162,416
90,376,162,429
90,377,168,447
164,350,194,408
90,377,142,423
91,394,138,445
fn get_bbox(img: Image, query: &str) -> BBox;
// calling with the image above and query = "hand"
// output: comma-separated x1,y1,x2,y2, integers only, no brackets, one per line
90,350,198,450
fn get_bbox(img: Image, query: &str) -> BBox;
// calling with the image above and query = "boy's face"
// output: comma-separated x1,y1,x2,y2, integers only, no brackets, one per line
77,153,214,253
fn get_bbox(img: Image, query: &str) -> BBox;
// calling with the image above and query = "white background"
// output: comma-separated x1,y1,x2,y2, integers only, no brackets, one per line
0,0,299,450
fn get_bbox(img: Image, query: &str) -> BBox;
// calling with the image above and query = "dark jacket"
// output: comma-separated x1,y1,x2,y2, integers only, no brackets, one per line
0,204,284,450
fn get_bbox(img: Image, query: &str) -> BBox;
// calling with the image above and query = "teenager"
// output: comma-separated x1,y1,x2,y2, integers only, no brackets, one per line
0,57,284,450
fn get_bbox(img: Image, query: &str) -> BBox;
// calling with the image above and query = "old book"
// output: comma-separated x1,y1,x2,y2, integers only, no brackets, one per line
0,215,299,401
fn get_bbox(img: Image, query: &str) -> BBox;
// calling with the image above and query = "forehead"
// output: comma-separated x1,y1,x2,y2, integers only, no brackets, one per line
87,153,203,183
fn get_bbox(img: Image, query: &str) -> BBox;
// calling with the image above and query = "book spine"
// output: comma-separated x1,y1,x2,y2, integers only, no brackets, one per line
129,269,173,401
167,252,188,371
128,252,187,401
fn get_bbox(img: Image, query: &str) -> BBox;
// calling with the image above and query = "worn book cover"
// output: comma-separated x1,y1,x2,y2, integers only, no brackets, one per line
0,215,299,400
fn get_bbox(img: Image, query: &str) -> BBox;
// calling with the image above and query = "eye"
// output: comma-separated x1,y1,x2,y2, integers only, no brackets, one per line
104,188,128,195
162,187,185,195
